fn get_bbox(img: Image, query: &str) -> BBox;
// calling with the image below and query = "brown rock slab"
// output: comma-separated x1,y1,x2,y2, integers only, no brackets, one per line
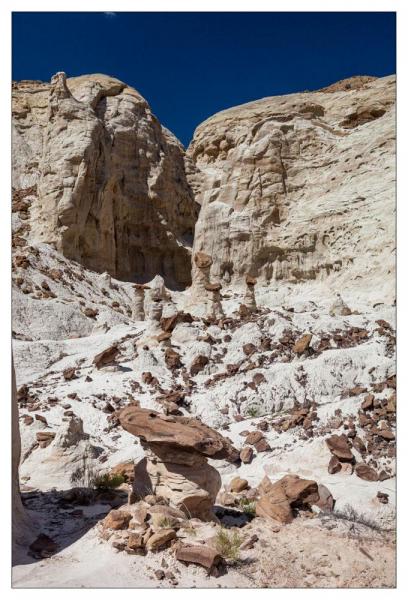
254,438,271,453
355,463,379,482
327,455,341,474
361,394,374,410
326,434,354,461
190,354,209,376
127,532,145,551
165,348,182,370
103,509,132,530
93,345,119,368
240,446,254,464
63,367,77,380
377,429,395,441
120,406,238,461
353,436,366,454
245,430,264,446
315,484,335,512
145,528,177,551
176,544,223,570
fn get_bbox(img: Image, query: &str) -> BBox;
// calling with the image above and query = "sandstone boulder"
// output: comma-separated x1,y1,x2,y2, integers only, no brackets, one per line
146,528,177,552
229,477,249,493
240,447,254,464
293,333,312,355
103,510,132,530
176,544,223,570
326,434,354,461
355,463,379,482
93,344,119,368
256,475,320,524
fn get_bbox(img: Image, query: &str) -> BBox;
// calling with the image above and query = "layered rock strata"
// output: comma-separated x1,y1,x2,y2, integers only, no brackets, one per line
119,406,238,520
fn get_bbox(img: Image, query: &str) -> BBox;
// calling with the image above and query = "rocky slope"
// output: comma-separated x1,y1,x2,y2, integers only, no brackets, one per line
12,73,198,288
11,73,396,588
188,75,395,302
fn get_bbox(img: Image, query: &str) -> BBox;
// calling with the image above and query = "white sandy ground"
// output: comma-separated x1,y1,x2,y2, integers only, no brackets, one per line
12,503,395,588
12,242,395,587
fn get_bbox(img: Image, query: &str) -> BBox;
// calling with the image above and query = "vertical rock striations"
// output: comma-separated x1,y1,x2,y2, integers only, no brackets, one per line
187,75,395,299
12,73,199,288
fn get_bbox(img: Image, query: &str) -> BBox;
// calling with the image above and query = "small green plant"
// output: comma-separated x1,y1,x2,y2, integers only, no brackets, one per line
239,497,256,517
93,473,125,489
215,527,242,561
245,405,261,418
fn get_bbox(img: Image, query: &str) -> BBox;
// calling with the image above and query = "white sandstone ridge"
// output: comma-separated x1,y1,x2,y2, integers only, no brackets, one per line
187,75,395,302
12,72,198,288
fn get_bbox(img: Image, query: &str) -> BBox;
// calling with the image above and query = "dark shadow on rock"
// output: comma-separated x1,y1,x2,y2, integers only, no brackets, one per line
213,505,254,528
14,487,126,566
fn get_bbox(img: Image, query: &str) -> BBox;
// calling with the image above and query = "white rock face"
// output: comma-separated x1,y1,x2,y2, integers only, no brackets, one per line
11,74,396,587
188,75,395,301
12,73,198,288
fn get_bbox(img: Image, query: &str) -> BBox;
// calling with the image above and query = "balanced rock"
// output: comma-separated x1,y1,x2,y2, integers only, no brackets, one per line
119,406,238,520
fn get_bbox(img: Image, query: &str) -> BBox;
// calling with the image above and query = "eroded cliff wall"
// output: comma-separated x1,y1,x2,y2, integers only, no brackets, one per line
12,73,198,288
187,75,395,300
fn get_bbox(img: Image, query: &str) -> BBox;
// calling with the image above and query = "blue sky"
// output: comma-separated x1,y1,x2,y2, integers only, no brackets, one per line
12,12,396,146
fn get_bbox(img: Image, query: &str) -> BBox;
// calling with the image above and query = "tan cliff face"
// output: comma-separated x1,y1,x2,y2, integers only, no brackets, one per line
187,75,395,299
12,73,199,289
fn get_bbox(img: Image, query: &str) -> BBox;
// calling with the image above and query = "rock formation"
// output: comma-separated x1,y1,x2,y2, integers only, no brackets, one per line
131,284,148,321
205,282,225,319
190,250,213,302
256,474,322,524
11,72,396,588
187,75,395,299
119,406,238,520
242,275,257,312
12,363,33,554
12,73,198,288
329,293,352,317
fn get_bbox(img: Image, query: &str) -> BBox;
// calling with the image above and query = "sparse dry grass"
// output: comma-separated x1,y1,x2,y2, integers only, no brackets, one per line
215,527,242,561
